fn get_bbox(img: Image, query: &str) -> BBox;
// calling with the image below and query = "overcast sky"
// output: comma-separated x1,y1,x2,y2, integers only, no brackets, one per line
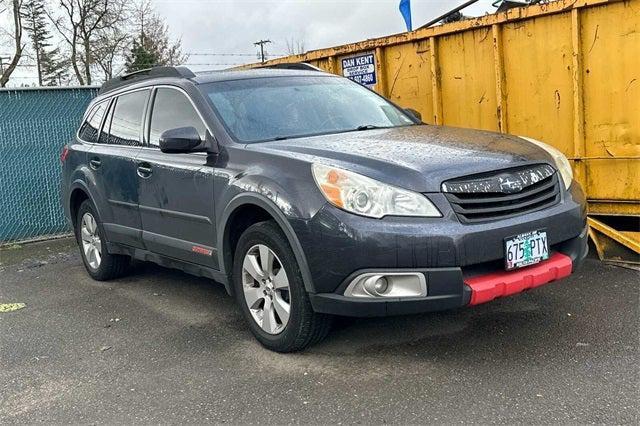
154,0,496,70
4,0,496,86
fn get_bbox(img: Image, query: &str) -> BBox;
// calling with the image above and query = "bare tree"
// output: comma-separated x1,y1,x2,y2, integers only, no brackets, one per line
0,1,12,42
285,37,305,56
93,24,129,80
46,0,81,83
0,0,25,87
137,1,186,64
124,0,187,72
47,0,126,85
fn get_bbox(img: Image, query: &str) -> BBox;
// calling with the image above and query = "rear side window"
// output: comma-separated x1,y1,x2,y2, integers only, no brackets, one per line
149,88,206,147
78,102,107,143
101,90,149,146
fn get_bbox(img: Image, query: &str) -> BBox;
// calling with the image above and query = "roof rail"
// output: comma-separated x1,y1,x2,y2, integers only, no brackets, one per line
262,62,323,72
99,66,196,95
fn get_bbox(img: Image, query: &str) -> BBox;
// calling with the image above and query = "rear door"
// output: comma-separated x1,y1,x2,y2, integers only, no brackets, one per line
74,99,108,176
136,86,217,268
90,89,150,248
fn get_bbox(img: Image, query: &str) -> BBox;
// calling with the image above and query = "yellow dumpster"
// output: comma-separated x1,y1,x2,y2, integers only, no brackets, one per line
249,0,639,264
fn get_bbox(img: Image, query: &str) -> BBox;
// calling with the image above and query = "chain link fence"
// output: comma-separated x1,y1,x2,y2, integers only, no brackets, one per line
0,87,98,243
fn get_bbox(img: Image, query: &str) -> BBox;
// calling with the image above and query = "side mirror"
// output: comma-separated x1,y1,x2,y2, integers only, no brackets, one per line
159,127,204,154
404,108,422,122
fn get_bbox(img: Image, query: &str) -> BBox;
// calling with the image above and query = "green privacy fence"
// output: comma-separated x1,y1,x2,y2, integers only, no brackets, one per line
0,87,98,243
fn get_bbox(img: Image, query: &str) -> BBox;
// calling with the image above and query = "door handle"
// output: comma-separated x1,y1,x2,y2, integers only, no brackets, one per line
89,157,101,169
137,162,152,178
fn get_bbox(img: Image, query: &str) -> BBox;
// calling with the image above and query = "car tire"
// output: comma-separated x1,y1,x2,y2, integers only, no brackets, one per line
76,199,130,281
233,221,332,352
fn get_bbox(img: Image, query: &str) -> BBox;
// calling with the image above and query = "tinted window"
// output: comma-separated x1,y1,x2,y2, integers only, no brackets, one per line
102,90,149,146
78,102,107,143
201,76,414,143
149,88,206,147
98,100,115,144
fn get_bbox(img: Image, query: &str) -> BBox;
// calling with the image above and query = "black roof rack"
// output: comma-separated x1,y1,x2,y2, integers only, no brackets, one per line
99,66,195,94
262,62,323,72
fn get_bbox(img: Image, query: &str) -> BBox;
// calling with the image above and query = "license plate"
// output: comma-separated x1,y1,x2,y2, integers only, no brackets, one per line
504,230,549,270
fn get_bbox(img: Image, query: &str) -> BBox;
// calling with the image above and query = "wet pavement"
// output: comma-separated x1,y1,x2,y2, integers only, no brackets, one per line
1,238,638,424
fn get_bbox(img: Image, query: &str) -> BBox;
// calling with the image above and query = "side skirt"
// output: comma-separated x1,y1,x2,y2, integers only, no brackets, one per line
106,242,231,293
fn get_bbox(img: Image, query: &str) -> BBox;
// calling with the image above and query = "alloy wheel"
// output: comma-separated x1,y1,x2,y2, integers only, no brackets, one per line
241,244,291,334
80,212,102,270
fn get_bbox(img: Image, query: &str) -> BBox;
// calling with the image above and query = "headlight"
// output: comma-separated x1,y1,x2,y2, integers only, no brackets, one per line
311,163,441,218
520,136,573,189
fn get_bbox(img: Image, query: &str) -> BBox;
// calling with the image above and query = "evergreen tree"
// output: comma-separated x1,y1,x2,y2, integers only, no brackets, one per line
22,0,50,85
125,34,160,72
21,0,67,86
41,48,70,86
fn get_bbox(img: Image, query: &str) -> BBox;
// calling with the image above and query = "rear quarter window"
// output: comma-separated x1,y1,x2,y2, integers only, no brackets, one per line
78,102,107,143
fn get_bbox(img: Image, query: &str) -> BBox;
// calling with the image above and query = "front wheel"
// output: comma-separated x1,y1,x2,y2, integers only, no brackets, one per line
233,221,332,352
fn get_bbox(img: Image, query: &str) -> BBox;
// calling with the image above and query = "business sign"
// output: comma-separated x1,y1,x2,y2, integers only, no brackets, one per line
342,53,377,86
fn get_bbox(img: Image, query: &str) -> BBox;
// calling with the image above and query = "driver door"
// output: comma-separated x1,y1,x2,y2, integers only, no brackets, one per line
136,87,217,268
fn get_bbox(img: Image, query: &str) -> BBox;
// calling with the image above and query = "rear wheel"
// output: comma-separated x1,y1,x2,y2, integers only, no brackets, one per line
233,221,332,352
76,200,130,280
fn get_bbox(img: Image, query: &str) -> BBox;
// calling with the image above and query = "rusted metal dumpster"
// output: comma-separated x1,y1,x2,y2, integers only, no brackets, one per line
250,0,639,264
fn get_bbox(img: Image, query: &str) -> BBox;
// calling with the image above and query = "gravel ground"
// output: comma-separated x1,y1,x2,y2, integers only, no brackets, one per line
1,237,638,424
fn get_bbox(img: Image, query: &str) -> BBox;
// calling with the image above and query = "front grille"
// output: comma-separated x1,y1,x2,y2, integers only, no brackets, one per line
443,164,561,224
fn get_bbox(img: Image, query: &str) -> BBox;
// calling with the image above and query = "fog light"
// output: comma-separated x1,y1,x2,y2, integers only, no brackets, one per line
374,276,388,293
363,275,389,296
344,272,427,298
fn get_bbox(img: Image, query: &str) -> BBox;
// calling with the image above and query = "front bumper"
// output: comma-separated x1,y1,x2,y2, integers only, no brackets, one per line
298,183,588,317
308,225,588,317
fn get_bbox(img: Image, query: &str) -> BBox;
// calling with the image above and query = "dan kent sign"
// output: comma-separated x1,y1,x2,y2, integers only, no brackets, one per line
341,53,377,87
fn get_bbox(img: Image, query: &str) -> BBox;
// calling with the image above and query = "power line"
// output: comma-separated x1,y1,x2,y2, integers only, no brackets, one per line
185,52,287,57
13,62,251,67
1,52,289,57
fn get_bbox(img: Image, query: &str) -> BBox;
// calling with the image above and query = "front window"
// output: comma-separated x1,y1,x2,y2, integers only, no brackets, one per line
201,76,414,143
149,88,207,147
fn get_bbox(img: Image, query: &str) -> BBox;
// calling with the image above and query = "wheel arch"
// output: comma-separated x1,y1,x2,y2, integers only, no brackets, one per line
219,193,316,294
68,180,101,231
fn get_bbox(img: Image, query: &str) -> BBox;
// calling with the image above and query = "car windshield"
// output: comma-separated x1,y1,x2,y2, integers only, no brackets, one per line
201,76,415,143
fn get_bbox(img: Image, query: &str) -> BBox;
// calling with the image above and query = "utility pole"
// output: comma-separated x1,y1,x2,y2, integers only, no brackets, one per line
254,40,271,63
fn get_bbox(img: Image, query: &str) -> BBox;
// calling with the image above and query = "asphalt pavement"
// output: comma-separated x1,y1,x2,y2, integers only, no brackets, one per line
1,237,638,424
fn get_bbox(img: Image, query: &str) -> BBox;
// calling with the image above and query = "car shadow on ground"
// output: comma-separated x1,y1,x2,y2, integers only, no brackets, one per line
119,255,593,362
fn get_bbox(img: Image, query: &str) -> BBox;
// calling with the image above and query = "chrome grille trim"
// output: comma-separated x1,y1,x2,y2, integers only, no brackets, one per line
443,165,561,224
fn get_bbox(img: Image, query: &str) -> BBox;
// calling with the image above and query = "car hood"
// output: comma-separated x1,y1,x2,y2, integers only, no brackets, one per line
246,125,555,192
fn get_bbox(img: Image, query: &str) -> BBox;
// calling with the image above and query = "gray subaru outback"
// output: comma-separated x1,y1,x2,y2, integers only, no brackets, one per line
61,65,588,352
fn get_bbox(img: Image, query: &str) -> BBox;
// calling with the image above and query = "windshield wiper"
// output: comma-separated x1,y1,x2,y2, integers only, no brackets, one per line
261,124,412,142
355,124,385,131
268,127,381,141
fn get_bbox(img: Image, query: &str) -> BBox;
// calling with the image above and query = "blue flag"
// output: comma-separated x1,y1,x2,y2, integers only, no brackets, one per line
399,0,412,31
